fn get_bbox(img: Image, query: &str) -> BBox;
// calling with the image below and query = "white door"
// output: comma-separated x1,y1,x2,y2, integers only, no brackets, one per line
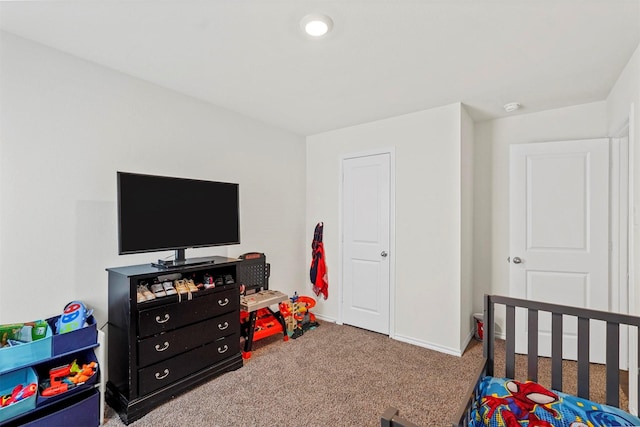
510,139,609,363
341,152,391,335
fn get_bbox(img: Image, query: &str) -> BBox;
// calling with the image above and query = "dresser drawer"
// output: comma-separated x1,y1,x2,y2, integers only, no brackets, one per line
137,311,240,367
137,334,238,396
138,288,239,338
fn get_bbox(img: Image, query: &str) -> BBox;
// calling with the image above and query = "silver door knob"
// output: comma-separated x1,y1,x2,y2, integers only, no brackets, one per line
512,257,522,264
381,251,388,257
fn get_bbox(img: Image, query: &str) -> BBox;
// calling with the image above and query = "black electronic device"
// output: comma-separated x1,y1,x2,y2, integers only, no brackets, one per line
117,171,240,268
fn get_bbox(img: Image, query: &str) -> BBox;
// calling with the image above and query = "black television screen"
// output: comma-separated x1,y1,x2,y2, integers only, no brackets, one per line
117,172,240,256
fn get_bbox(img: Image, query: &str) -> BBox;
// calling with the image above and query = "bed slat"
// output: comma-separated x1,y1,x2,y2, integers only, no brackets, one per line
506,305,516,379
485,294,494,377
527,309,538,382
551,312,563,391
606,321,620,407
577,317,590,399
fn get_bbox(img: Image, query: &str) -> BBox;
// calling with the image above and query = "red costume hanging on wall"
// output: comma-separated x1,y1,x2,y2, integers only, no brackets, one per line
310,222,328,300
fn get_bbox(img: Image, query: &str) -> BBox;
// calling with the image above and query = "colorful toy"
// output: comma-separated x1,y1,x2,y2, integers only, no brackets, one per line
293,295,317,323
287,294,319,339
0,383,37,407
278,300,297,334
55,301,92,334
41,380,80,397
30,320,49,341
479,380,558,427
0,320,48,348
40,359,98,397
69,361,98,384
0,324,23,348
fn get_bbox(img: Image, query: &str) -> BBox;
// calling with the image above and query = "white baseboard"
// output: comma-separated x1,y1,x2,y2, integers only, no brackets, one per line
461,330,474,352
314,317,484,357
314,313,337,323
393,334,465,357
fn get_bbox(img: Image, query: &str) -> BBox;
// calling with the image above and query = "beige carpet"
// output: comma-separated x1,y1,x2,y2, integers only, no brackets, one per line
102,321,628,426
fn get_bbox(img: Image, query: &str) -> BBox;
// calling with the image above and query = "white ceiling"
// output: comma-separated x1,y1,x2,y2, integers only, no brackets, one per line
1,0,639,136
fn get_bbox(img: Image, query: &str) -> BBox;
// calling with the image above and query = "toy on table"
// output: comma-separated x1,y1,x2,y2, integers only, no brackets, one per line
40,359,98,397
0,383,37,407
55,301,92,334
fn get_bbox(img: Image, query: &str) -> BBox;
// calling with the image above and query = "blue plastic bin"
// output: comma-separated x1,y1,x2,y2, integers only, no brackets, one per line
0,326,52,373
48,315,97,356
23,390,99,427
35,349,99,407
0,366,37,422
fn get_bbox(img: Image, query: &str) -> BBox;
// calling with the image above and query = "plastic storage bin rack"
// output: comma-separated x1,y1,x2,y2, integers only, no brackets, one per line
0,328,53,373
0,367,37,422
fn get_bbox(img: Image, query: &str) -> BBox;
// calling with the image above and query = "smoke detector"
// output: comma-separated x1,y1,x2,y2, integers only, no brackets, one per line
503,102,521,113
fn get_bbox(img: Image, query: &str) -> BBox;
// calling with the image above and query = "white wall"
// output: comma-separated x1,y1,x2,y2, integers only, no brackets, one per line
307,103,469,355
473,101,608,311
606,42,640,313
0,32,307,325
460,105,474,348
607,43,640,137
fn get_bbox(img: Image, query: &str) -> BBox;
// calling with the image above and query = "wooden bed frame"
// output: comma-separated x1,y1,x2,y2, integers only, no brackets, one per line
381,294,640,427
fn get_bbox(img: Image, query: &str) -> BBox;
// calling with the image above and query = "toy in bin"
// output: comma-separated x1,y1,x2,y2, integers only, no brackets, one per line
40,359,98,397
55,301,92,334
0,383,37,407
0,320,49,348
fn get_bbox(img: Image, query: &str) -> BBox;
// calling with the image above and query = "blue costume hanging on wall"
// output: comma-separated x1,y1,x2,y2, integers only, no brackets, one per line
310,222,328,300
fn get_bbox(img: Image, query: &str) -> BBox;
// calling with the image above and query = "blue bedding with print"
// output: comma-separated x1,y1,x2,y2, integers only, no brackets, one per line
469,376,640,427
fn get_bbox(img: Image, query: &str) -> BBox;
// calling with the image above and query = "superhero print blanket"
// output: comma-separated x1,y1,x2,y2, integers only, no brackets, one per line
470,376,640,427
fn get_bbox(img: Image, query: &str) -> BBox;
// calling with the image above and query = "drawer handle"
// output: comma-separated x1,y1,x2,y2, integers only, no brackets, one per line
218,344,229,354
218,298,230,307
218,321,229,330
155,341,170,352
155,369,169,380
155,314,170,324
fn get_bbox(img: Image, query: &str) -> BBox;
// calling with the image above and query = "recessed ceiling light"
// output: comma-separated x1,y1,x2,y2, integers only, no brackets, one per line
503,102,521,113
301,14,333,37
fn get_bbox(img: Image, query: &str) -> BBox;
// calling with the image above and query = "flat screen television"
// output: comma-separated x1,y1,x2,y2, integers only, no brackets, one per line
117,171,240,267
